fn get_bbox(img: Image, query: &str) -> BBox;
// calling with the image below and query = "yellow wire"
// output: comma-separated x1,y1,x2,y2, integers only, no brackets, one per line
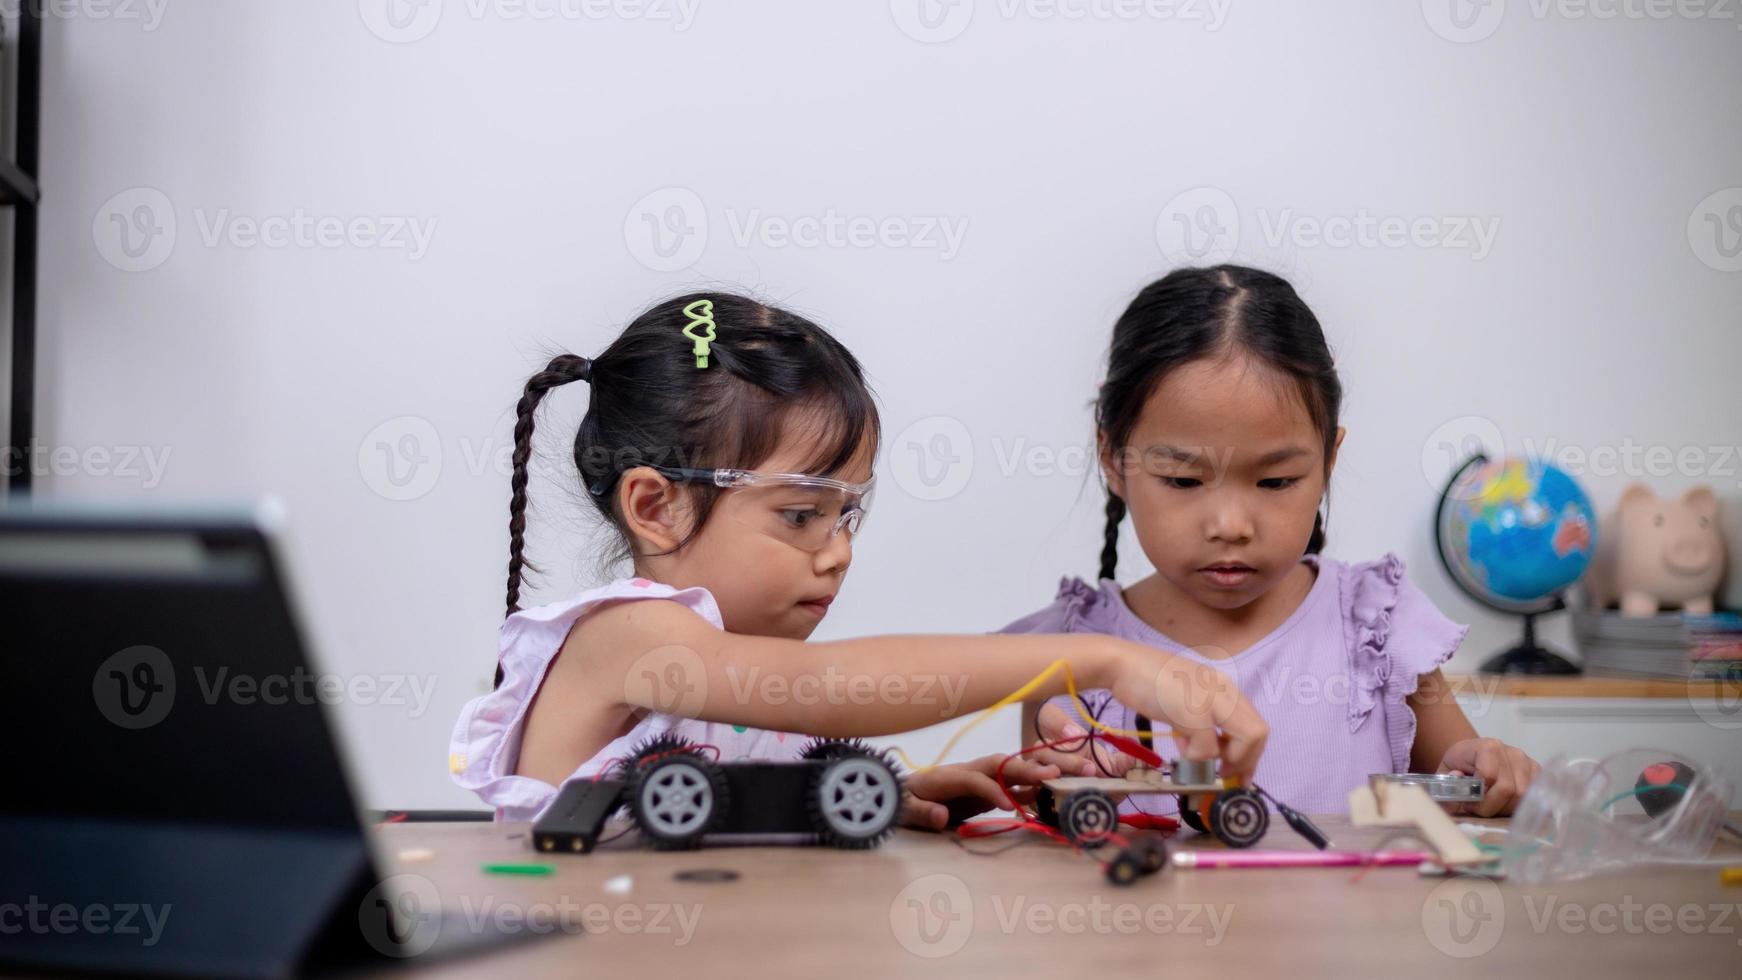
890,658,1173,773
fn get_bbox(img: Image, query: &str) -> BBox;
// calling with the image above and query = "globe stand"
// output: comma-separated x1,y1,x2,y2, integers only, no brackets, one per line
1478,611,1580,675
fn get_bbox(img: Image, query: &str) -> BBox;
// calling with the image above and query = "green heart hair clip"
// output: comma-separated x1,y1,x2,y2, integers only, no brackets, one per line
682,299,717,369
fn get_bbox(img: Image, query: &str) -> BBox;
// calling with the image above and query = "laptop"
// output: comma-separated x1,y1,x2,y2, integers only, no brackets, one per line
0,503,534,977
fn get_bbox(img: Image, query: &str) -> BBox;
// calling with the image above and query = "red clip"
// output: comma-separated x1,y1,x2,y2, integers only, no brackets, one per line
1118,813,1180,831
1098,733,1164,769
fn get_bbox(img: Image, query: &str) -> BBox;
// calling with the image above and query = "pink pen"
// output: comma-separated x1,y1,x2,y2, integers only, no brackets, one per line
1172,850,1435,869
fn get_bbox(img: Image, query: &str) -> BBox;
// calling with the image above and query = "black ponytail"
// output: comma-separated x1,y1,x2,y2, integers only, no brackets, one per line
497,353,592,688
506,354,593,619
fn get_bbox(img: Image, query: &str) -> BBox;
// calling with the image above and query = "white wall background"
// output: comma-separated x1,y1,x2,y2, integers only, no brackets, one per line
13,1,1742,807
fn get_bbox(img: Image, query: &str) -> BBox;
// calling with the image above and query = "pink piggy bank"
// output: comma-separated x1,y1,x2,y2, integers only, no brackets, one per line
1586,484,1727,616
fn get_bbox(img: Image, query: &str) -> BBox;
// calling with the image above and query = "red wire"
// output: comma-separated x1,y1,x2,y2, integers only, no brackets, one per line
956,734,1165,865
608,742,723,775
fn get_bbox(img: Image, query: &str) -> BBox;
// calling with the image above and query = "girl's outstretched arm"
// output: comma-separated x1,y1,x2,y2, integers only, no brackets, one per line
532,597,1266,779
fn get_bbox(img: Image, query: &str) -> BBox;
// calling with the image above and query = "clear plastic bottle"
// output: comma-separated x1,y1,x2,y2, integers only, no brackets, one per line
1500,749,1731,884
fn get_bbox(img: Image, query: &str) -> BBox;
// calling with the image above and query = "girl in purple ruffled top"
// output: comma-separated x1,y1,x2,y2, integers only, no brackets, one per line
1009,265,1540,818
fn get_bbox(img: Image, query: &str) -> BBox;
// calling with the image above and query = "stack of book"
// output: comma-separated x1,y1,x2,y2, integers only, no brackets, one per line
1570,602,1742,680
1688,615,1742,680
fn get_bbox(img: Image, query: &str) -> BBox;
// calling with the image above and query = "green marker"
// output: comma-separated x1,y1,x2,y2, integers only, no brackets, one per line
482,862,555,876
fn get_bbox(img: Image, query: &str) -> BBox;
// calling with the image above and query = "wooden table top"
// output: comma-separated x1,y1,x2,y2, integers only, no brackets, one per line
375,812,1742,979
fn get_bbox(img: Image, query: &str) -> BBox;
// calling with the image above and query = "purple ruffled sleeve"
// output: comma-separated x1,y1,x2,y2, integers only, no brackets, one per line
1341,553,1470,772
996,577,1118,636
997,577,1135,745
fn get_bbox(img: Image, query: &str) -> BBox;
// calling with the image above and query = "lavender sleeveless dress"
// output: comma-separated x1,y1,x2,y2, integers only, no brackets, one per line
1000,553,1468,815
449,577,803,821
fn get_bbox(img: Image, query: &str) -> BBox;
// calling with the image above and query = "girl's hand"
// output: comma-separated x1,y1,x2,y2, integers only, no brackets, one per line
1024,702,1141,778
1437,737,1541,817
900,755,1062,831
1105,647,1268,781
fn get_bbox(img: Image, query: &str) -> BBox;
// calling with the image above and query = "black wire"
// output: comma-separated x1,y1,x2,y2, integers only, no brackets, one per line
592,811,634,846
951,823,1126,871
1032,695,1322,832
1105,702,1167,820
1035,693,1173,822
1058,692,1139,783
1087,696,1156,821
1033,694,1096,755
1086,694,1118,777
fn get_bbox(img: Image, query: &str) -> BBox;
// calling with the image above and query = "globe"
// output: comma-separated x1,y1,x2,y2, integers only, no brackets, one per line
1434,455,1599,673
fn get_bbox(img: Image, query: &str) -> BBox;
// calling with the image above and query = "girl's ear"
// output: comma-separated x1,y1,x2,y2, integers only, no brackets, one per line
1327,426,1347,475
616,467,693,554
1097,432,1128,498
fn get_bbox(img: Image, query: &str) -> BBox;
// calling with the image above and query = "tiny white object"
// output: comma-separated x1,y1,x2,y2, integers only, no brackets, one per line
397,848,434,863
603,874,633,895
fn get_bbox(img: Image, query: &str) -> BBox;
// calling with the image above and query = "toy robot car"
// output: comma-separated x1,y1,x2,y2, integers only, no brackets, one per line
1034,756,1270,849
532,735,904,853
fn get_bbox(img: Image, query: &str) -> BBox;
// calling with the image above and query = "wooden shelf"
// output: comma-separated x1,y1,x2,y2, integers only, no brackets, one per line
1444,673,1739,699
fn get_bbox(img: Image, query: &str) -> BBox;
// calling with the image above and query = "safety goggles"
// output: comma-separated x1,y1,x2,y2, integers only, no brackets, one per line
653,467,873,553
